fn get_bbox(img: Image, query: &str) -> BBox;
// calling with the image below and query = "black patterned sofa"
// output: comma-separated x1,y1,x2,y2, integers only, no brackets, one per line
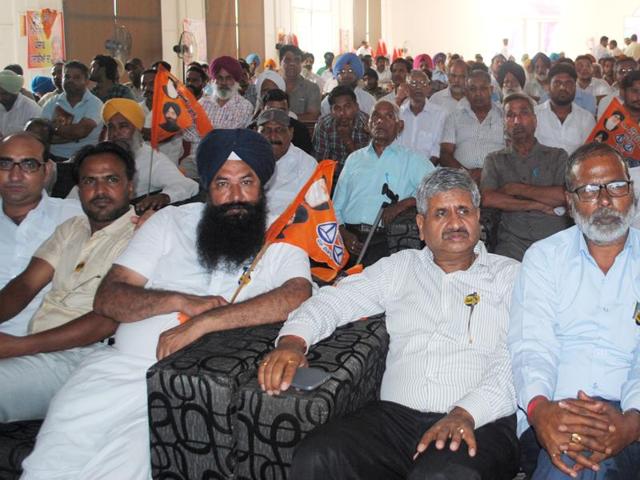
147,315,389,480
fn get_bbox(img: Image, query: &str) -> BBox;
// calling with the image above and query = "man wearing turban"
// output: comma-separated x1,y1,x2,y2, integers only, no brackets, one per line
320,52,376,116
497,61,527,98
68,98,199,211
22,129,313,479
0,69,42,138
207,55,254,128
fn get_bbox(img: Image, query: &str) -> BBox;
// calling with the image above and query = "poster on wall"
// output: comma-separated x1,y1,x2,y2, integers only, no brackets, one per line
26,9,65,69
183,18,207,64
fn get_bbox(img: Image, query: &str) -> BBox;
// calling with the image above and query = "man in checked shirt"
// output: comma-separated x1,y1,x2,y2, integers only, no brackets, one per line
260,167,521,479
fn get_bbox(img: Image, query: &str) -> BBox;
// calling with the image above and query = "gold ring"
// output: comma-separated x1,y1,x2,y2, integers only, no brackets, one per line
571,432,582,443
261,361,269,367
287,360,297,364
551,452,558,458
459,428,465,435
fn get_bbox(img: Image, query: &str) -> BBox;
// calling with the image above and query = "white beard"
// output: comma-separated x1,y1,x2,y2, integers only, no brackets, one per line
213,82,239,101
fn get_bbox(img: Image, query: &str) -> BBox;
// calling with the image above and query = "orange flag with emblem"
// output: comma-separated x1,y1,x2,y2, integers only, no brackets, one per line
150,64,213,149
266,160,359,282
586,98,640,164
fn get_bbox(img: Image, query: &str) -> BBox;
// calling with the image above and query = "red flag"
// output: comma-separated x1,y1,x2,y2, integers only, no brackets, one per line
375,39,388,58
266,160,358,282
150,65,213,149
586,98,640,162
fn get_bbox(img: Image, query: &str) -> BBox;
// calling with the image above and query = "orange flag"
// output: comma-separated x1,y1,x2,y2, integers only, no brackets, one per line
266,160,357,282
375,39,388,58
586,98,640,164
150,65,213,149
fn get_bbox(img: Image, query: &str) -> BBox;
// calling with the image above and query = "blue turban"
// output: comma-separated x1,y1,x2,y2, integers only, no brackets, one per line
30,75,55,95
333,53,364,79
196,129,275,189
246,53,261,66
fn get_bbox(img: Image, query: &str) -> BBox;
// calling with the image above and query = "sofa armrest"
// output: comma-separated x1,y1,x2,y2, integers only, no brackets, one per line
234,316,389,479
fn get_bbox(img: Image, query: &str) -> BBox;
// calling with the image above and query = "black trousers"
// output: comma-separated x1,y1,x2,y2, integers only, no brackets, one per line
290,401,519,480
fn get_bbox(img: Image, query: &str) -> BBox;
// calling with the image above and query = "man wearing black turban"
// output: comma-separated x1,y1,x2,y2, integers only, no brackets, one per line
22,128,313,479
497,61,526,98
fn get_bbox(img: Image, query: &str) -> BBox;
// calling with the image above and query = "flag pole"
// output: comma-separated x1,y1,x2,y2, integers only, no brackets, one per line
147,146,154,197
229,242,270,304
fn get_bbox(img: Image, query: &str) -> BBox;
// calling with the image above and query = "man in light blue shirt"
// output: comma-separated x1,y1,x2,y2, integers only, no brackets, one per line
41,61,103,160
509,142,640,479
333,99,434,265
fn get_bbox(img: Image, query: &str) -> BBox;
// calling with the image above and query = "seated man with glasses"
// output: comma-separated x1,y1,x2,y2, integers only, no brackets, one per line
509,142,640,479
0,141,137,423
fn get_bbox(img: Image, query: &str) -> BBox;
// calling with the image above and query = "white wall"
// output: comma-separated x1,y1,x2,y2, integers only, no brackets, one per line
0,0,63,84
381,0,640,61
160,0,205,73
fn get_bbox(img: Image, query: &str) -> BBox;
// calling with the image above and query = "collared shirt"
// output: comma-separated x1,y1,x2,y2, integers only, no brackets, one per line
29,207,136,334
312,111,370,167
481,142,571,260
201,92,253,129
265,144,317,218
287,75,321,116
0,194,82,336
111,202,312,359
38,89,61,107
429,87,468,115
509,226,640,435
0,94,42,136
534,100,596,155
397,100,447,159
278,242,519,428
441,101,505,169
597,90,620,119
333,141,434,225
524,78,547,101
579,78,613,98
41,90,104,159
376,67,392,85
320,86,376,116
91,83,136,102
432,68,448,84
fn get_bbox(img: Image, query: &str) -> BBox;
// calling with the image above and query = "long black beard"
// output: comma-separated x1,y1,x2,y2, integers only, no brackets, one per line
196,196,267,273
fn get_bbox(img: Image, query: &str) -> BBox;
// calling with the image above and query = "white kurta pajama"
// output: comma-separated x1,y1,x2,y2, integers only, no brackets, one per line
21,203,311,480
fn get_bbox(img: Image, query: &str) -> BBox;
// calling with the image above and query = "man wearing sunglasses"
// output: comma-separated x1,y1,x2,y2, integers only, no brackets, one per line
509,142,640,479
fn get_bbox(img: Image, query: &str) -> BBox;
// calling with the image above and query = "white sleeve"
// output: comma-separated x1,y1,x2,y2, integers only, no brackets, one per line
150,154,199,202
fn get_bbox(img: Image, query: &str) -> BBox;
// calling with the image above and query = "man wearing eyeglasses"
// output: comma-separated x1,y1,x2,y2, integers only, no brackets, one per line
396,69,447,165
0,133,82,338
597,57,638,119
509,142,640,479
319,53,375,116
0,141,136,423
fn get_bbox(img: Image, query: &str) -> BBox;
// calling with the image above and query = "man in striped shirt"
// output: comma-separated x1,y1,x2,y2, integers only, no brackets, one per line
259,168,520,480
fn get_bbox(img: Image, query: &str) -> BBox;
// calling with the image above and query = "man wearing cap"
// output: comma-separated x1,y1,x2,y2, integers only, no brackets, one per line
534,63,595,156
0,141,137,423
124,58,145,102
207,55,254,128
41,60,104,162
280,45,322,122
67,98,199,211
21,128,312,479
320,53,375,116
497,61,527,98
0,70,42,138
257,108,317,218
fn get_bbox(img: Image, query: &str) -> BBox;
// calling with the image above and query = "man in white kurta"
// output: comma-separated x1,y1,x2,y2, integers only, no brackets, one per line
21,128,312,480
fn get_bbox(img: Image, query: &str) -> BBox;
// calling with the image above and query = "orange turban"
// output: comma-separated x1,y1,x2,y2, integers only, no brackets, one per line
101,98,145,130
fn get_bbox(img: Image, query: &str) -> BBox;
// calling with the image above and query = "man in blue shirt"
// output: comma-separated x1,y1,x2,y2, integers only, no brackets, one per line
41,61,103,161
509,142,640,479
333,99,434,265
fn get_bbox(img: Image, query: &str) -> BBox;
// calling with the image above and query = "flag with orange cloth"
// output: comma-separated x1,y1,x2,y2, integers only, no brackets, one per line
375,39,388,58
265,159,361,283
586,98,640,164
150,64,213,149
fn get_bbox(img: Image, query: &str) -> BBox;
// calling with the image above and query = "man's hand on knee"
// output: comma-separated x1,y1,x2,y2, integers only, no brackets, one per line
413,407,477,460
258,335,308,395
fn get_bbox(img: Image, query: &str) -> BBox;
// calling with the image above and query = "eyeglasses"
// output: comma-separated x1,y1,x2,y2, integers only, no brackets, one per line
570,180,632,202
0,157,45,173
409,80,430,87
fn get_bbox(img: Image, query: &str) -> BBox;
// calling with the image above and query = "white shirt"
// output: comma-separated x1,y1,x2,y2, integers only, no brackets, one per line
376,67,392,85
266,145,317,218
534,100,596,155
441,101,505,169
429,88,467,115
111,203,312,359
597,90,620,119
594,44,611,61
141,102,184,165
578,77,613,98
397,100,447,159
0,94,42,137
278,243,519,428
0,194,82,336
320,86,376,116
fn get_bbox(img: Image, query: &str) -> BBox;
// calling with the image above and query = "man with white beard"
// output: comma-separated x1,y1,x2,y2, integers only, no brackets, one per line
497,61,526,98
524,52,551,103
206,56,254,128
509,142,640,479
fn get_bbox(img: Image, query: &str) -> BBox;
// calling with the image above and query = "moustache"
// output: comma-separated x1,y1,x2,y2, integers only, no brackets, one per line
442,228,469,239
270,140,283,145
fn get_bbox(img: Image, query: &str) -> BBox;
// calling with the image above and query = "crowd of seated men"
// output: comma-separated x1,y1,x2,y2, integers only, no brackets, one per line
1,34,640,480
